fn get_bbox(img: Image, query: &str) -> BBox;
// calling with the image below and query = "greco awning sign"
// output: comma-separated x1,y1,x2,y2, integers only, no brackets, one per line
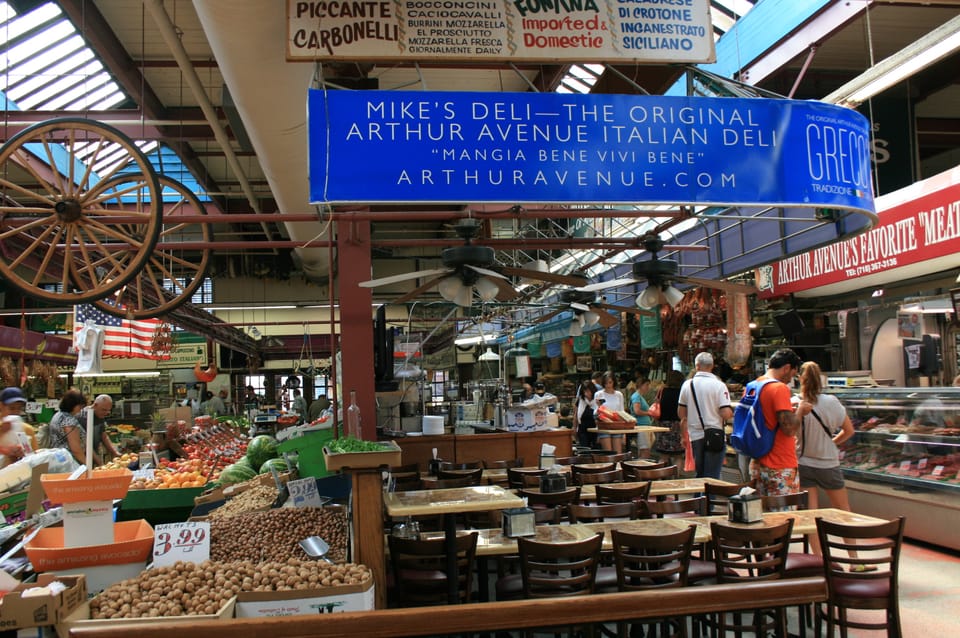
308,89,876,214
286,0,716,63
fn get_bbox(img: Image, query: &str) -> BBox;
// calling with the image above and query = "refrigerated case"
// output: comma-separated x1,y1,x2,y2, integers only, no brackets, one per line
826,386,960,550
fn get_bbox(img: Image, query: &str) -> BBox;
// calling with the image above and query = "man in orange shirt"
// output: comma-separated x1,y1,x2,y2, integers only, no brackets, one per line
751,348,803,496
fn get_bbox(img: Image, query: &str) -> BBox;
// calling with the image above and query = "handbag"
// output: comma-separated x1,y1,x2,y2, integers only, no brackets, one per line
647,386,663,420
683,430,696,472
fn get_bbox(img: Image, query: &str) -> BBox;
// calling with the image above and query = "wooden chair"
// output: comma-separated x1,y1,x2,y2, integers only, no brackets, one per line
622,459,670,472
816,516,905,638
518,486,582,522
438,460,482,471
611,526,697,638
704,481,750,516
424,475,480,490
483,458,524,469
573,468,622,486
591,451,633,464
594,481,651,505
507,467,547,490
568,501,638,523
389,463,423,492
554,454,593,465
626,464,679,481
387,531,479,607
436,467,483,484
642,496,707,519
571,462,616,486
706,520,794,637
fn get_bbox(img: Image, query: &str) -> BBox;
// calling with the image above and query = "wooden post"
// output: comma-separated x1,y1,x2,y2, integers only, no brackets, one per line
349,467,387,609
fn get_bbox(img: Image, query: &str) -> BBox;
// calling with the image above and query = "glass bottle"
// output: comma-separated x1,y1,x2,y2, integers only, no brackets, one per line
346,389,362,439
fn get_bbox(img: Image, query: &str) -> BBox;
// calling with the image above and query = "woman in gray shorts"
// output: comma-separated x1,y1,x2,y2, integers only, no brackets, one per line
795,361,858,555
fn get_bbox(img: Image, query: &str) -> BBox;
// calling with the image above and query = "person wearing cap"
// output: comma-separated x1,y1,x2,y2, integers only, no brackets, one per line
533,381,557,412
0,387,36,467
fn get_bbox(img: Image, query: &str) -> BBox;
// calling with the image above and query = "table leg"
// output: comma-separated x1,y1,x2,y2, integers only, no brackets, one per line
443,512,458,604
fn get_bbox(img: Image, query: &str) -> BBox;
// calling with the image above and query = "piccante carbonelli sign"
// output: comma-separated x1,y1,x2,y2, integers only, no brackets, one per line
286,0,716,63
308,89,875,213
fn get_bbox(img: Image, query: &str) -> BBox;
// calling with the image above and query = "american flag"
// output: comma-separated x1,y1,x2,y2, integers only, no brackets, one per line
74,304,165,360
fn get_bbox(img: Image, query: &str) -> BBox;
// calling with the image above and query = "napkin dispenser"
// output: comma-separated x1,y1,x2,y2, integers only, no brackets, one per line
539,443,556,469
539,471,567,493
502,507,536,537
728,488,762,523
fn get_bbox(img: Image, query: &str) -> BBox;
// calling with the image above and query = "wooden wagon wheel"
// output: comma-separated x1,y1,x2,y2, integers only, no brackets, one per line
94,174,213,319
0,118,161,304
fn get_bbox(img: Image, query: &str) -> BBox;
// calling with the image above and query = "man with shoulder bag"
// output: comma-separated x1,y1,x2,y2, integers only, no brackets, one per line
678,352,734,479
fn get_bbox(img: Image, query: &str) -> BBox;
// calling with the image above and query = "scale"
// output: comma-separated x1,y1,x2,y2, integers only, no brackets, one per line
253,413,278,434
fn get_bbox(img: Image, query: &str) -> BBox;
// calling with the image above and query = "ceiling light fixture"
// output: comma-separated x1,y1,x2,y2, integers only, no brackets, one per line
474,276,500,302
636,284,683,309
636,286,661,309
478,347,500,361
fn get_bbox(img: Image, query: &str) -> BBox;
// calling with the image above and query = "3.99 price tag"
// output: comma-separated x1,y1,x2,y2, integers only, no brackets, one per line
153,521,210,567
287,477,323,508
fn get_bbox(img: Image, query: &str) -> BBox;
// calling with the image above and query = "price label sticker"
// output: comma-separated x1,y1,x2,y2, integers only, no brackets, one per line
132,468,155,481
899,460,912,471
152,521,210,567
287,477,323,508
918,458,928,470
932,465,946,477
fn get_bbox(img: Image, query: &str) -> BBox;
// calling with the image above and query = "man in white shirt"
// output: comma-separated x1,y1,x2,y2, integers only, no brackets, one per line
678,352,733,479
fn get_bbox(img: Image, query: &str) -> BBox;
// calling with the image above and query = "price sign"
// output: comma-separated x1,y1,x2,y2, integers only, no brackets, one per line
918,458,928,470
133,468,155,481
152,521,210,567
932,465,946,477
899,460,912,471
287,477,323,508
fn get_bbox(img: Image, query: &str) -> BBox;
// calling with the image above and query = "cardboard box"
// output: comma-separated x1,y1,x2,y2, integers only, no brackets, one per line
0,574,86,631
58,595,234,637
50,562,146,599
234,579,374,617
157,406,192,425
505,407,550,432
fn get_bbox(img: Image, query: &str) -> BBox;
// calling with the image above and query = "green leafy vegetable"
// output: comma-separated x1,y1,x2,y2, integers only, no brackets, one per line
326,437,391,453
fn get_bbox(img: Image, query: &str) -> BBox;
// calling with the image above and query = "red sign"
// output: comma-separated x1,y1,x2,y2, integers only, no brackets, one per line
757,178,960,298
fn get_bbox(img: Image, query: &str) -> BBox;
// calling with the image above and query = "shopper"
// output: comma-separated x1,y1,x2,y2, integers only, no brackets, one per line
206,388,228,416
629,376,654,458
653,370,685,463
0,387,35,467
750,348,803,496
572,379,597,449
594,371,626,453
291,388,308,417
308,394,331,422
678,352,734,479
47,389,88,466
82,394,120,467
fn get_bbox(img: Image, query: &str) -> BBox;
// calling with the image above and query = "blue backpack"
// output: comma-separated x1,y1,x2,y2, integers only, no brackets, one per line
730,378,779,458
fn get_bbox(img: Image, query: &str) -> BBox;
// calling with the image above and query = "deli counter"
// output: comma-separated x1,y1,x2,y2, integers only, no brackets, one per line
826,386,960,550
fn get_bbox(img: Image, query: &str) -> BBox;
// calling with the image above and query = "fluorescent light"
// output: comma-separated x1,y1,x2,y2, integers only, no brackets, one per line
70,371,161,377
454,334,498,346
824,14,960,107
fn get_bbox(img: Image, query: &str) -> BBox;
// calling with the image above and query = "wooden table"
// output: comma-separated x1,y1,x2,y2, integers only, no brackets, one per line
421,508,887,558
588,425,669,452
483,460,662,483
520,477,733,501
384,485,525,603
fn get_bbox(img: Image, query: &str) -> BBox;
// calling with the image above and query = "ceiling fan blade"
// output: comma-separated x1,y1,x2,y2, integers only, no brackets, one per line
464,264,509,280
358,268,451,288
661,244,709,252
393,275,448,304
489,277,520,301
533,307,565,325
576,277,640,293
595,303,655,317
594,309,619,328
500,267,587,287
681,276,758,295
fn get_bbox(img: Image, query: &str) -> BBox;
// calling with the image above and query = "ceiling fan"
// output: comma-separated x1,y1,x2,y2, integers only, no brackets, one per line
532,289,655,333
576,232,757,308
358,218,587,307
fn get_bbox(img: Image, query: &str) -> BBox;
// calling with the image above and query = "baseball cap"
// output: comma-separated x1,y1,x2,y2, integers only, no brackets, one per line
1,387,27,404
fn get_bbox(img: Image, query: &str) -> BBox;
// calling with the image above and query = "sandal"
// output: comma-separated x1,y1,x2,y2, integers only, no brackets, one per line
850,564,878,573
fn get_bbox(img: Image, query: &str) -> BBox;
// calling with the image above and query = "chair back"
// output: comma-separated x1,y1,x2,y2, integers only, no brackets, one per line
439,460,482,471
389,463,423,492
591,451,633,464
519,533,604,598
436,467,483,484
425,475,480,489
710,520,794,582
387,531,479,606
507,467,547,490
519,487,581,523
627,464,678,481
643,496,707,518
568,501,637,523
574,468,622,485
483,458,524,469
554,454,593,465
612,526,696,590
622,459,669,472
760,490,809,512
704,481,750,515
595,481,651,505
572,462,617,474
816,516,905,597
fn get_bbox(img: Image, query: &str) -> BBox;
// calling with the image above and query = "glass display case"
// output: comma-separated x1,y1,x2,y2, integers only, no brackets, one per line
826,386,960,494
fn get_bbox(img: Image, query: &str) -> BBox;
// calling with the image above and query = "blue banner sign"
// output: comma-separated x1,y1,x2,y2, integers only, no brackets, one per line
308,90,874,213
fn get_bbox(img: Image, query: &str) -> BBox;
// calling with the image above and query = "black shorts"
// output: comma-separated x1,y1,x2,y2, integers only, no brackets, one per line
798,465,845,490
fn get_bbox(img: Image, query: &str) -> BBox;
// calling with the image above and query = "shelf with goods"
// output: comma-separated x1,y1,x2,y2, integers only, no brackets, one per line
826,385,960,551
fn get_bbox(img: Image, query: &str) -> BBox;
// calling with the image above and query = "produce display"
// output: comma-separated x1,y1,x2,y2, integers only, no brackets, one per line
325,437,393,453
210,507,348,563
208,484,279,519
89,559,372,619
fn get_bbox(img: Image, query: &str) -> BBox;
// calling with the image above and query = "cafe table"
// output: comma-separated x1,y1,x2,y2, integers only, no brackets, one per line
521,477,734,501
384,484,525,604
588,425,669,452
482,459,662,484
